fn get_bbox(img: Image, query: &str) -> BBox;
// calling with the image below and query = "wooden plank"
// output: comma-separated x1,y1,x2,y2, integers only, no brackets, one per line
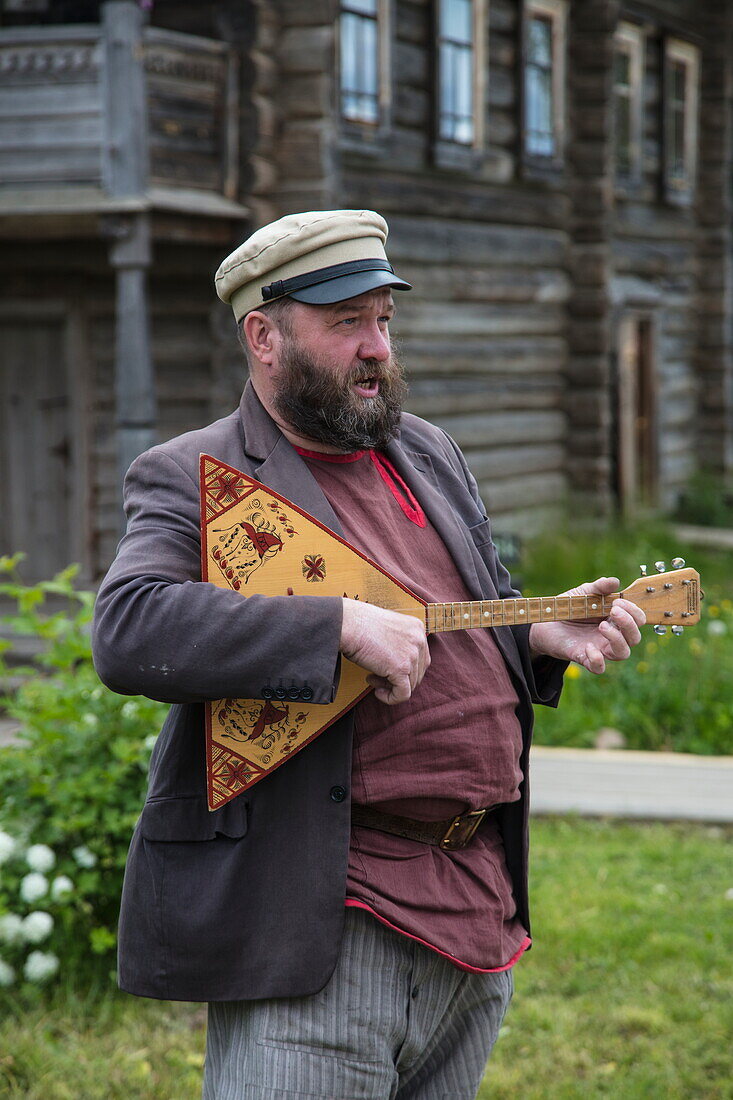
0,83,101,118
402,335,566,374
387,215,567,266
457,444,565,480
0,116,101,147
0,147,102,181
478,471,567,515
428,409,566,448
395,262,570,303
397,299,564,337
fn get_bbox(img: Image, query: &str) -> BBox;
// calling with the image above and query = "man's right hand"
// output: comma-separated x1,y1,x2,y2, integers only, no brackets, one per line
340,599,430,705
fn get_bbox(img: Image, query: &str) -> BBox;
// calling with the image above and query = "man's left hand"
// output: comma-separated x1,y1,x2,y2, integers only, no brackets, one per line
528,576,646,675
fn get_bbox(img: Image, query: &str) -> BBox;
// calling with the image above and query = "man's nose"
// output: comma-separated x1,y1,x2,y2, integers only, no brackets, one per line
357,324,390,362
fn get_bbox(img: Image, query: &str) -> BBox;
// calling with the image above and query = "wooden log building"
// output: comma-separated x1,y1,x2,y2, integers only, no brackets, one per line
0,0,731,581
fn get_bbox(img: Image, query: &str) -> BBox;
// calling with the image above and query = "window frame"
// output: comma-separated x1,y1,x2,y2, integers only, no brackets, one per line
432,0,487,171
338,0,392,147
521,0,567,170
662,36,700,204
613,20,645,189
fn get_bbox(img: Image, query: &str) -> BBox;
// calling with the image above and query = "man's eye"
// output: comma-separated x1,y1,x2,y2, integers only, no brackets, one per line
340,317,357,326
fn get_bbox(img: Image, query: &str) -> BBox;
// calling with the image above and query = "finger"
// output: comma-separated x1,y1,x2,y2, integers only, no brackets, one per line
581,641,606,675
612,597,647,629
609,604,644,644
598,618,631,660
580,576,620,596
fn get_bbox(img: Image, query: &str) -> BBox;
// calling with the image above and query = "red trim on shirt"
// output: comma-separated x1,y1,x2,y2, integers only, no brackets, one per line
294,446,368,463
295,444,427,527
345,899,531,973
369,451,427,528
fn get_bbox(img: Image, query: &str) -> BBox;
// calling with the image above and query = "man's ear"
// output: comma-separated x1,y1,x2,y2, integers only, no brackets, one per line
242,310,278,368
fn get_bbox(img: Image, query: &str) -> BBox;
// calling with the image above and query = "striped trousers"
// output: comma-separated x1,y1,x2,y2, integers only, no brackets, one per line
203,907,513,1099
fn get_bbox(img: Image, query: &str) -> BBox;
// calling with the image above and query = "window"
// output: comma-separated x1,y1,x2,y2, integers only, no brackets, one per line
664,38,700,200
523,0,566,161
339,0,390,127
613,22,644,184
437,0,485,147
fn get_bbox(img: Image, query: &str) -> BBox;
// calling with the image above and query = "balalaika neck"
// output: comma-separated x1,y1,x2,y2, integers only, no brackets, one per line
425,593,618,633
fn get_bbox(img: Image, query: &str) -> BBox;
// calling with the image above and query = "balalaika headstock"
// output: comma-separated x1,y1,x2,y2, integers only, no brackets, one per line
620,558,702,634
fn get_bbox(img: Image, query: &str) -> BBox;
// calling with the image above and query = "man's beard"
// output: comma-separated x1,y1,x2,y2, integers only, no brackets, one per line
272,336,408,452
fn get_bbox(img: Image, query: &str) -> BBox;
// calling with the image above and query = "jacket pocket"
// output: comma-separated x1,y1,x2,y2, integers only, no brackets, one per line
467,516,493,549
139,794,249,842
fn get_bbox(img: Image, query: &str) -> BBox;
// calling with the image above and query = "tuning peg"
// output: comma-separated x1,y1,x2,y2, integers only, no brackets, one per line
671,625,684,636
655,561,666,573
640,565,648,576
653,625,667,635
671,557,685,569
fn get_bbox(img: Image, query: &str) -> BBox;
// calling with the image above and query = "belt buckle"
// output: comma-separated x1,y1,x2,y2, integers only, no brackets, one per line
440,809,486,850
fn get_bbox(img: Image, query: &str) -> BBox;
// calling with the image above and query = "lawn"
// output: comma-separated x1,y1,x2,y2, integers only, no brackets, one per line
1,818,730,1099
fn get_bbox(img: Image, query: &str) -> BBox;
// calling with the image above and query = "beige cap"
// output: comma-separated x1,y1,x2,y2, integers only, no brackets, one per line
214,209,411,321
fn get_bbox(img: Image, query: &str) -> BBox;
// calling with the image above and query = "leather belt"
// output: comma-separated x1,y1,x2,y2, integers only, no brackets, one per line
351,804,499,851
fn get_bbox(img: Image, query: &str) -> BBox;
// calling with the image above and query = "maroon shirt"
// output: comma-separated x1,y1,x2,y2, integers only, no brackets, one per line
299,447,530,971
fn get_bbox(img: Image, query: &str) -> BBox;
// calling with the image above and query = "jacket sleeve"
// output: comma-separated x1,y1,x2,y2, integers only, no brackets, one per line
438,429,567,708
92,448,343,705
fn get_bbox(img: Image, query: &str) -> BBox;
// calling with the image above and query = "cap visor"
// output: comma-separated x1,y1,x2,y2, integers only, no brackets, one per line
289,269,412,305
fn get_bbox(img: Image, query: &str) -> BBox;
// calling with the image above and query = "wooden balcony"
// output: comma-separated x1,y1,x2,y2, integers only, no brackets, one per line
0,2,247,233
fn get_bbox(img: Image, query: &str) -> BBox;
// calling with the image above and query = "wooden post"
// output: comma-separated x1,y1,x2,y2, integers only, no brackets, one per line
108,216,156,498
101,2,156,519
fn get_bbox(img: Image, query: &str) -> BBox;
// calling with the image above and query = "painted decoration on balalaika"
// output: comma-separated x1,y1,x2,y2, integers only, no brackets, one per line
199,454,426,810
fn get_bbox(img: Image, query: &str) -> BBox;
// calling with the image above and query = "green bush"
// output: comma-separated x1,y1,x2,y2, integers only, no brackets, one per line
0,556,165,994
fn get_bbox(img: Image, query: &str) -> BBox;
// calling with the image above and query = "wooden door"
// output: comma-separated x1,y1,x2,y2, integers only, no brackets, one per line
0,318,79,580
614,313,657,511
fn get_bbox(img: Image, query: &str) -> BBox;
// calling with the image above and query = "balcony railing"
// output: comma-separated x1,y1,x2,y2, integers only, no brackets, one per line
0,3,244,218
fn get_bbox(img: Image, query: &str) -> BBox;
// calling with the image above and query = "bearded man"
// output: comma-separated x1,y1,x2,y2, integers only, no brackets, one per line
92,210,644,1100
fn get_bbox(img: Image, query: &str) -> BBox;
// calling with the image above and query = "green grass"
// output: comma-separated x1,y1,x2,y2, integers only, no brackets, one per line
480,818,733,1100
1,819,730,1098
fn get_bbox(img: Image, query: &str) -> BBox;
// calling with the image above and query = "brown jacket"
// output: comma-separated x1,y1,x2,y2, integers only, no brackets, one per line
92,382,565,1002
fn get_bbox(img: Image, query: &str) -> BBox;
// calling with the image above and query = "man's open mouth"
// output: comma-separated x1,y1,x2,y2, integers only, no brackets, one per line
352,376,380,397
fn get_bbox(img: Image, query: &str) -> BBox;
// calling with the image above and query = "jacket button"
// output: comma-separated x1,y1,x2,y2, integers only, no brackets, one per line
274,684,287,700
330,785,347,803
300,686,313,701
287,686,300,701
261,685,274,699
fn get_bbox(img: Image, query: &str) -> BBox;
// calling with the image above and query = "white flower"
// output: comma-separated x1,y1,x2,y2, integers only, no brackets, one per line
0,830,16,865
23,950,59,983
19,872,49,903
0,914,24,945
121,701,140,719
81,713,99,729
144,734,158,751
50,875,74,901
725,887,733,902
0,958,15,987
72,846,97,869
21,911,54,944
707,620,727,636
26,844,56,873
